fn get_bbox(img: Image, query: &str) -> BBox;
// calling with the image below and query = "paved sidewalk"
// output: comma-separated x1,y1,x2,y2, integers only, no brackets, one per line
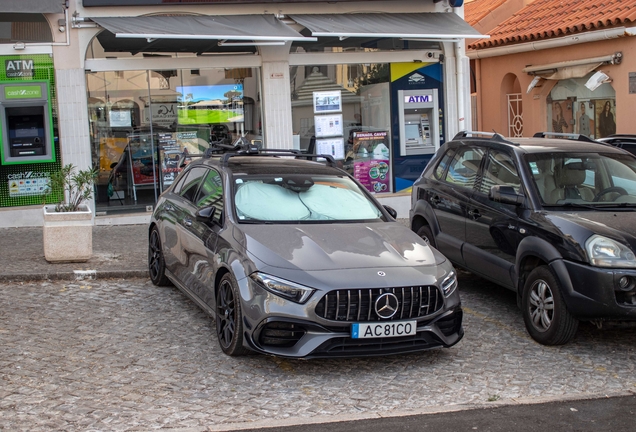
0,224,148,282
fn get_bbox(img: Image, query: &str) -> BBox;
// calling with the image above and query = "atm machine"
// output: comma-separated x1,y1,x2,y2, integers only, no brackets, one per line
397,89,440,156
0,82,55,164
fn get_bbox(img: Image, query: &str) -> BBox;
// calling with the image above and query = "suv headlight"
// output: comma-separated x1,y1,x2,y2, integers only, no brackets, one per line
250,272,315,304
585,235,636,268
441,271,458,297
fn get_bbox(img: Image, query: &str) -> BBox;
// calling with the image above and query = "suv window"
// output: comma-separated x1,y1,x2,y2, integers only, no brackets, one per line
444,146,485,189
180,167,207,202
195,169,224,224
479,150,521,195
434,149,455,180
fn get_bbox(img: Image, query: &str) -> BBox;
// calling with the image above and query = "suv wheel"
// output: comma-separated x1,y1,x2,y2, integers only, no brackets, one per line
417,225,437,248
522,266,578,345
148,227,171,286
216,273,250,356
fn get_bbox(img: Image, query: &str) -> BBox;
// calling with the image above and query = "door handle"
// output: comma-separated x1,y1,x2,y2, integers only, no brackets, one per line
468,209,481,219
184,218,193,227
165,203,175,211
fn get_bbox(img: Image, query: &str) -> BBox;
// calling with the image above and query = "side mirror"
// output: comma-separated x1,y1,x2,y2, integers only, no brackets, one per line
195,206,217,224
489,185,524,206
383,205,398,219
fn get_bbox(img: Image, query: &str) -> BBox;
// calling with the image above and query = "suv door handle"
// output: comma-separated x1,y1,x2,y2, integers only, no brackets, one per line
165,203,175,212
184,218,193,227
468,209,481,219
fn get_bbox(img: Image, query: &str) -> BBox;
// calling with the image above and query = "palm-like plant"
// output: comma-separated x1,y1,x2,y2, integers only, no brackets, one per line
44,164,98,212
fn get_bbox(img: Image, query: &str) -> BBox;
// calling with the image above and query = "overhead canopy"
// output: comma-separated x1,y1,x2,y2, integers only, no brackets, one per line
1,0,65,13
522,53,622,80
91,15,315,42
289,13,484,40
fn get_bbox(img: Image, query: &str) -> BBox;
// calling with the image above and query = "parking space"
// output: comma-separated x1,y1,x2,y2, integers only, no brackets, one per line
1,274,635,431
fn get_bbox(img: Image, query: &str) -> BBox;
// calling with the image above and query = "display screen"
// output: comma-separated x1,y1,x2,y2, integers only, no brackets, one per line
176,84,244,125
405,124,421,141
14,124,40,138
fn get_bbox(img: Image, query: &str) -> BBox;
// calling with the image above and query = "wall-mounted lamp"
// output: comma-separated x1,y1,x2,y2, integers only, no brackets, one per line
58,18,66,33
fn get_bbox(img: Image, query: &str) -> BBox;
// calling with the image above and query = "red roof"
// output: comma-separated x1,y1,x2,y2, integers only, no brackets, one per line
470,0,636,49
464,0,509,26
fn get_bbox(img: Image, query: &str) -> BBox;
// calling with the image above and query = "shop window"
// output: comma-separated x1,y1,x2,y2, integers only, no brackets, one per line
290,62,393,194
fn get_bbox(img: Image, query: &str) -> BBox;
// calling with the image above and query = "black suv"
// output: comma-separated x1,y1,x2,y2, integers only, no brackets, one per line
410,131,636,345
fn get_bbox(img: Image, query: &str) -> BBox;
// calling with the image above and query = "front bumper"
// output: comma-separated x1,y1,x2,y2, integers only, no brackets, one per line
554,259,636,320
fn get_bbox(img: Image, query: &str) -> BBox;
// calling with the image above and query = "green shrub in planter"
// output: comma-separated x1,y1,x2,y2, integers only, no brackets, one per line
43,164,98,212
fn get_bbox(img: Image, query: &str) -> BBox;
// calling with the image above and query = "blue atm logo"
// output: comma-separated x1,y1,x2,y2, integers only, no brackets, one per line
404,95,431,103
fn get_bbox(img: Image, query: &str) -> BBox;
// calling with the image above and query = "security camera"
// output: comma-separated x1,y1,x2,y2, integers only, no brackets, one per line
426,52,434,59
59,26,65,32
585,71,610,91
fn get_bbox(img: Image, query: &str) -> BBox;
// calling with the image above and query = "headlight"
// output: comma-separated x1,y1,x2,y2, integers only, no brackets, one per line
585,235,636,268
441,270,458,297
250,272,315,304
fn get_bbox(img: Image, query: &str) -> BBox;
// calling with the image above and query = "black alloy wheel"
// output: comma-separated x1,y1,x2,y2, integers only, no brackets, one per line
216,273,250,356
148,227,171,286
417,224,437,248
522,265,578,345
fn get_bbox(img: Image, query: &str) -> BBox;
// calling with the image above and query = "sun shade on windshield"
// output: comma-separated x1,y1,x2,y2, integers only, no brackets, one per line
234,180,382,221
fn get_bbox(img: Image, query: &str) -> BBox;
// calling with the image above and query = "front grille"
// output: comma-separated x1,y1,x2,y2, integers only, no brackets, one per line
315,286,443,322
312,332,440,357
258,322,306,348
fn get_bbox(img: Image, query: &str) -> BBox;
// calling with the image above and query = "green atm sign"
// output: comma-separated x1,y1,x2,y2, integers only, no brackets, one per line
4,85,42,99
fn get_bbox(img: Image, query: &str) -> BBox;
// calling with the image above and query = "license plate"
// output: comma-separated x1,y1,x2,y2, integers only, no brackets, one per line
351,320,417,339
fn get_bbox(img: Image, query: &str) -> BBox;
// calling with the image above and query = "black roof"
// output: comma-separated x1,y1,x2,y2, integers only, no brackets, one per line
452,136,629,155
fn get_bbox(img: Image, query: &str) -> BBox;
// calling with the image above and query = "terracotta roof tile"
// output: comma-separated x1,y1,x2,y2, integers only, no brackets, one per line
470,0,636,49
464,0,509,26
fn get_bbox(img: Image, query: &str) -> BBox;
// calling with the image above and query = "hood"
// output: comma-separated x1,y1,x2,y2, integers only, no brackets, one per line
235,222,438,271
545,210,636,249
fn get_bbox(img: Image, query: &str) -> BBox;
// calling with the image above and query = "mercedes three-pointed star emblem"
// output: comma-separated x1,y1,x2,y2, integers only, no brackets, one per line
375,293,399,319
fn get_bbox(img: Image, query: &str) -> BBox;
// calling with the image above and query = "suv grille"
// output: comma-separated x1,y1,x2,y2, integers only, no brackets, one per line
315,286,443,322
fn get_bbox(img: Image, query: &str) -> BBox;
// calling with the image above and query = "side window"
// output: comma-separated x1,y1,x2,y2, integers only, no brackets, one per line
444,146,485,189
479,150,521,195
195,169,224,223
434,149,455,180
180,167,207,202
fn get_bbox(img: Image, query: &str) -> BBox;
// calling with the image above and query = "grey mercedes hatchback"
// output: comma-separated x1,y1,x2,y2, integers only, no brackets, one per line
148,143,463,358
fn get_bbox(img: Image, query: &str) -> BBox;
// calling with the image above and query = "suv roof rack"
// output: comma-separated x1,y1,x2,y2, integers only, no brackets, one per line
532,132,596,143
453,130,516,145
178,137,336,168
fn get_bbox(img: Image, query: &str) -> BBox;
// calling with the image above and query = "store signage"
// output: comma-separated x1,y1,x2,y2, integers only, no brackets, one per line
404,95,431,104
4,85,42,99
5,59,34,78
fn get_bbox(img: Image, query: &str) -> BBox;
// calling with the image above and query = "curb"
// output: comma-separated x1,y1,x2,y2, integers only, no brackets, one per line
0,269,148,283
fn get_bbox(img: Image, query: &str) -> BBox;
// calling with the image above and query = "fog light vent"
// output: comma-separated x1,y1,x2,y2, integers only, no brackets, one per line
259,322,305,348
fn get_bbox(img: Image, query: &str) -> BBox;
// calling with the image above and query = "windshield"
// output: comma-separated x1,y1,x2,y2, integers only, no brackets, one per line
233,174,383,223
526,152,636,206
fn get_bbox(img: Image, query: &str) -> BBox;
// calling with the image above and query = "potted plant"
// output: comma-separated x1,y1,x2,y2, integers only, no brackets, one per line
42,164,98,263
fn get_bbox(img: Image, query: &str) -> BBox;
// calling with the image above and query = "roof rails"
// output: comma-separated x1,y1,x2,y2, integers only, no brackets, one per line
453,130,515,145
532,132,596,143
178,137,336,168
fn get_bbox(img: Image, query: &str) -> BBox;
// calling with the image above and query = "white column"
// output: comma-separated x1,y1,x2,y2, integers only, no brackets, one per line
260,43,293,150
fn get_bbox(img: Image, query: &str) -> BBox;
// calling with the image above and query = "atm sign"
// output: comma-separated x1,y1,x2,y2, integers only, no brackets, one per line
5,85,42,100
405,95,431,103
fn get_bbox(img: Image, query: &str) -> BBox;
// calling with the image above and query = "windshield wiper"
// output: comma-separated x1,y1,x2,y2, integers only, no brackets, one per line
590,202,636,209
550,202,636,211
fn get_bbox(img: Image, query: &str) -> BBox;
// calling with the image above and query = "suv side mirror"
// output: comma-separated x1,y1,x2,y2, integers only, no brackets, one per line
195,206,221,225
383,205,398,219
489,185,524,206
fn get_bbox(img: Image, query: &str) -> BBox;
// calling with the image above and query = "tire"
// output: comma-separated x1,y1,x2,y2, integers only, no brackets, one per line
417,224,437,248
148,227,171,286
522,265,578,345
216,273,250,356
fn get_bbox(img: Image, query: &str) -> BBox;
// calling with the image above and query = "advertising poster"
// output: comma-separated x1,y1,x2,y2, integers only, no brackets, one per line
575,101,594,138
351,131,391,193
313,90,342,113
595,99,616,138
550,100,573,134
314,114,343,137
316,137,345,160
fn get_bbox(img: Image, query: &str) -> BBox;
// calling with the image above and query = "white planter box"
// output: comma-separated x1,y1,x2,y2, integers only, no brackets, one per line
43,205,93,263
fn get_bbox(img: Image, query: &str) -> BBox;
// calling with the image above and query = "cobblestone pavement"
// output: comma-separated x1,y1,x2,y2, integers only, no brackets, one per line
1,273,635,431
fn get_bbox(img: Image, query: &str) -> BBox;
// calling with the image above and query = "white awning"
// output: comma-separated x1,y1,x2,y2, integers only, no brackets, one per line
91,15,316,42
522,53,622,80
289,13,484,40
3,0,65,13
